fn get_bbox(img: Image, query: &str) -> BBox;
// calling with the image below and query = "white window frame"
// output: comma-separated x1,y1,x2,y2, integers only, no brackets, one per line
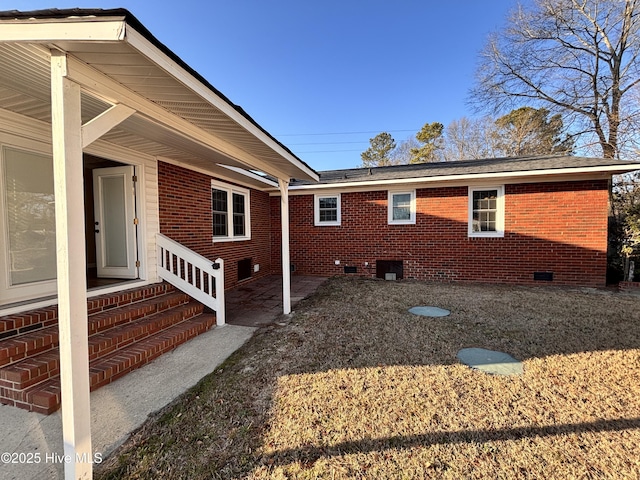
314,193,341,226
388,190,416,225
468,185,505,238
211,179,251,242
0,143,59,305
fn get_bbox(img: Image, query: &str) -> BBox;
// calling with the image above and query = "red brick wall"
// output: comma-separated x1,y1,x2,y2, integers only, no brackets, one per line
158,161,271,289
271,180,610,287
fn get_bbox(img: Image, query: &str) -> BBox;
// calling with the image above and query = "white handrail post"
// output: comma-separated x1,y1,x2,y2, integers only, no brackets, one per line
215,257,225,326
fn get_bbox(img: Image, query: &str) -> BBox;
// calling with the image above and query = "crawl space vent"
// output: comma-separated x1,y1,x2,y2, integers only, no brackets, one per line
376,260,403,280
533,271,554,282
238,258,252,281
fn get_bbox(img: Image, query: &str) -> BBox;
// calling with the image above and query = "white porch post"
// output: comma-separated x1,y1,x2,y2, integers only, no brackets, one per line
278,178,292,314
51,50,93,480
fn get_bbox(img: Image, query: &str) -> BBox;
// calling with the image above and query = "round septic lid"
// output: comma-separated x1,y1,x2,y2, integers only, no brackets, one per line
408,306,451,317
456,348,523,376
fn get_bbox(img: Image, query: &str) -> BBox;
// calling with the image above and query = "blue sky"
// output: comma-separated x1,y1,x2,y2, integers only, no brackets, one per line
13,1,516,170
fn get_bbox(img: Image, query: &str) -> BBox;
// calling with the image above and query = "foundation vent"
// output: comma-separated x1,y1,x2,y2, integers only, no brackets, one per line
533,271,554,282
376,260,403,280
238,258,252,281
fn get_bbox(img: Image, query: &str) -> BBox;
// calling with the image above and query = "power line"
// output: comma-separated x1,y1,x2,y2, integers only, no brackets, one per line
276,129,417,137
287,140,369,146
295,148,365,153
279,128,420,154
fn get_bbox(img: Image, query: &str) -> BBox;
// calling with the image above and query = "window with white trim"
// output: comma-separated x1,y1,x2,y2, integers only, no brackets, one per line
211,180,250,241
388,190,416,224
468,186,505,237
314,194,341,226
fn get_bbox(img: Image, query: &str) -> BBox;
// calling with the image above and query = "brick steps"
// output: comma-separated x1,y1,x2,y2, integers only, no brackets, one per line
0,291,191,370
0,307,58,341
87,301,202,360
9,313,216,414
86,291,191,337
0,283,215,414
0,301,202,391
0,325,58,368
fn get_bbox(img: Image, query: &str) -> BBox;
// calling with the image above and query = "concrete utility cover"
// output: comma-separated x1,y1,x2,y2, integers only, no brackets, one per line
457,348,523,376
408,306,451,317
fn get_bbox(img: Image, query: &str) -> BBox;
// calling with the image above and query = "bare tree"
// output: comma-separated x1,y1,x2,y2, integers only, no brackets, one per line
472,0,640,158
610,171,640,280
443,116,500,160
390,135,420,164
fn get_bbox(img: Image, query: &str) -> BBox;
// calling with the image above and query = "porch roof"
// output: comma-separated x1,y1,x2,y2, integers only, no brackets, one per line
0,8,319,185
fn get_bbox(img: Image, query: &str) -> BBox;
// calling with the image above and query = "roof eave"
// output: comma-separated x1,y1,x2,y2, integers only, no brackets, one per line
0,9,319,183
270,164,639,193
122,25,318,182
0,12,127,42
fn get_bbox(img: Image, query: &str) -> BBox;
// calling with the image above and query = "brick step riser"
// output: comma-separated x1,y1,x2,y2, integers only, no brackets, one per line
0,314,216,414
87,292,191,337
0,328,59,369
0,350,59,391
88,303,203,360
0,302,204,390
0,292,190,369
88,315,215,392
0,283,176,340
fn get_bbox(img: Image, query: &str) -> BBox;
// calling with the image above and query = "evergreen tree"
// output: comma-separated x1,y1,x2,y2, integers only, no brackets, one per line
361,132,397,167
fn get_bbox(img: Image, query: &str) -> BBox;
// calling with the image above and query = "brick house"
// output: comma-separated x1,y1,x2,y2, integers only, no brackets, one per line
270,157,635,288
0,8,637,477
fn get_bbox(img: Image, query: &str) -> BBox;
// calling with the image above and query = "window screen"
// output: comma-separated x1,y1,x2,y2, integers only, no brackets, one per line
392,193,412,221
472,190,498,232
232,193,245,236
212,188,228,237
318,196,338,222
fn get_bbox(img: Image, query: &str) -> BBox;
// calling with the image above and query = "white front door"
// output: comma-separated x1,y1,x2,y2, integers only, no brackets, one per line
92,165,138,279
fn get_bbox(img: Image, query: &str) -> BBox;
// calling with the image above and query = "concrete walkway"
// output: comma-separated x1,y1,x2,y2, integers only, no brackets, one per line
226,275,328,327
0,274,326,480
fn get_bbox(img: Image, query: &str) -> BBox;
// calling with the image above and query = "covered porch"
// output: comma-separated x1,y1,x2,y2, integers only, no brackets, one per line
0,8,318,479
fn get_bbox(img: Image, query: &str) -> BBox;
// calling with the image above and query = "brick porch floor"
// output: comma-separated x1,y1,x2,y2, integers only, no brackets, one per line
225,275,327,327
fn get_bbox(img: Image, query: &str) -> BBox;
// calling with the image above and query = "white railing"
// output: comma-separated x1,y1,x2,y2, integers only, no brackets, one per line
156,233,225,326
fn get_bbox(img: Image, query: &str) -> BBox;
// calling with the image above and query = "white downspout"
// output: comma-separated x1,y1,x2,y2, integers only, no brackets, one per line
278,178,291,314
51,50,93,480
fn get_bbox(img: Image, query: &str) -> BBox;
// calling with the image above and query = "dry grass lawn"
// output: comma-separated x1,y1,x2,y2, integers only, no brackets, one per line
96,277,640,479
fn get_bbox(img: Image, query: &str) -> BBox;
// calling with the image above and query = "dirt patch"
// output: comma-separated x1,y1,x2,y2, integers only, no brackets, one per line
96,277,640,479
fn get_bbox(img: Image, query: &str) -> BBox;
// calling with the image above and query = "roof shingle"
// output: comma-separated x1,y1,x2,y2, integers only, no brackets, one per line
290,155,639,186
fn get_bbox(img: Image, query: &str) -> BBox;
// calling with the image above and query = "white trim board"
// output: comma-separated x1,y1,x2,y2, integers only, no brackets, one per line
268,167,635,196
0,18,126,42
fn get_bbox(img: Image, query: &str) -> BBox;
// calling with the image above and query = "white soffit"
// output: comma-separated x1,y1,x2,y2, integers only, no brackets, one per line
0,14,318,182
